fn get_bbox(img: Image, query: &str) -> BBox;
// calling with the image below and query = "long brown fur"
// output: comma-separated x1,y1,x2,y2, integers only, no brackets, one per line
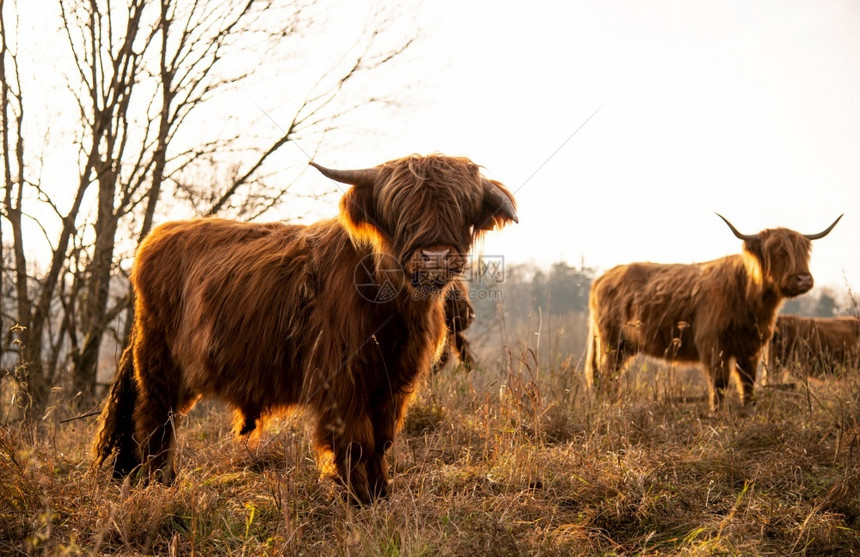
585,224,830,409
767,314,860,376
93,154,516,502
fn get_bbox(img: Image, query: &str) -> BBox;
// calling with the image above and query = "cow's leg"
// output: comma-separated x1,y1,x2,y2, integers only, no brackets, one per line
132,325,185,484
314,411,375,504
366,391,411,500
233,405,261,437
734,354,759,406
705,348,731,411
594,335,627,399
454,331,475,371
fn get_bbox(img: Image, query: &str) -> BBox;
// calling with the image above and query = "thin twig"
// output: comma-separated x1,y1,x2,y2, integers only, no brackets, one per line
59,409,101,423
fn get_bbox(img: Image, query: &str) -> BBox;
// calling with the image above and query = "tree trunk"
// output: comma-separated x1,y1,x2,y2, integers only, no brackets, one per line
72,160,119,403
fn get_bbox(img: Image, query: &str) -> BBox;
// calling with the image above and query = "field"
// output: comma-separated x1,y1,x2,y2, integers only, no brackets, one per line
3,333,860,556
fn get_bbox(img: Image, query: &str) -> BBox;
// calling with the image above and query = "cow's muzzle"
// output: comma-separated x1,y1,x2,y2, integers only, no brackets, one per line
785,272,813,297
404,246,467,291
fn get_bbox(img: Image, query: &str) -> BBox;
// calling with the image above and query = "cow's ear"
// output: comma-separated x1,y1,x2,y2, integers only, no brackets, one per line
339,185,382,245
475,179,518,231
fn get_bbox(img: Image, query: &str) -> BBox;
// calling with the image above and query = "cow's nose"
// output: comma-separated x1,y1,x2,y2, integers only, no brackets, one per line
795,273,813,290
421,247,466,275
421,248,450,267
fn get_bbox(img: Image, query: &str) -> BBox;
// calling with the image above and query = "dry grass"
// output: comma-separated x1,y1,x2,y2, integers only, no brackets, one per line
3,347,860,556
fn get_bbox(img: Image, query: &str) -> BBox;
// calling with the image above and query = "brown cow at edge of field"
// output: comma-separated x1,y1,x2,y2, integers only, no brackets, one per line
767,314,860,376
433,278,476,372
93,154,517,503
585,213,842,410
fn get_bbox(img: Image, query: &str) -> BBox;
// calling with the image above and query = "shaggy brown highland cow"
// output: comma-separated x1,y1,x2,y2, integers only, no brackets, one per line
585,214,842,410
433,278,476,372
767,314,860,376
93,154,517,502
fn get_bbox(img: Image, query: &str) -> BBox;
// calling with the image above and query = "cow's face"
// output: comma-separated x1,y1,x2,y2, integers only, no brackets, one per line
318,155,517,296
718,214,842,299
746,229,813,298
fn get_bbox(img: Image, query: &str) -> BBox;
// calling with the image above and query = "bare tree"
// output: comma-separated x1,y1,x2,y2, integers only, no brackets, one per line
0,0,416,420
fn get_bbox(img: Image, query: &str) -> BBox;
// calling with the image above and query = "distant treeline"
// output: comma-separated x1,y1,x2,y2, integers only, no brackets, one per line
470,261,594,326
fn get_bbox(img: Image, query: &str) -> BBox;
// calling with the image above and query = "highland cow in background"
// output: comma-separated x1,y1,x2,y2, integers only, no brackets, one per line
767,314,860,377
433,278,476,372
585,214,842,410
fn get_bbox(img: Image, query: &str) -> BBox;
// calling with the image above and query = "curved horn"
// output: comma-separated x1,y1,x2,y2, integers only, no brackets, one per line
309,161,378,188
804,214,843,240
716,213,759,241
484,180,519,224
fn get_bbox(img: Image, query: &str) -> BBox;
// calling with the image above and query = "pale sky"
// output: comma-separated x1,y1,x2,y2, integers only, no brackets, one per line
297,0,860,292
12,0,860,295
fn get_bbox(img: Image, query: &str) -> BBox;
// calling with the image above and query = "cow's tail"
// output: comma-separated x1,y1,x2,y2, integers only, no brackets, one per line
584,310,600,393
93,337,141,478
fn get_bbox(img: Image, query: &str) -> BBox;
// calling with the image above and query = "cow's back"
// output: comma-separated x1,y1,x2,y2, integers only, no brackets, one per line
132,219,310,393
132,219,291,327
812,316,860,369
592,255,767,364
592,262,703,347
